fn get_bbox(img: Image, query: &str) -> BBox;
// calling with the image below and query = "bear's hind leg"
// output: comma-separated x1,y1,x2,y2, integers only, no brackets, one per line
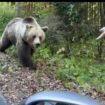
0,36,12,52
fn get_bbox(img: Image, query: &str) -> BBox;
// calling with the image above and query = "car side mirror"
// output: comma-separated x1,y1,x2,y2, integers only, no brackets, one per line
21,90,103,105
0,92,8,105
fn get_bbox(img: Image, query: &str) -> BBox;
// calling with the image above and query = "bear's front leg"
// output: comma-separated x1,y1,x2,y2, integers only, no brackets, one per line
16,42,37,69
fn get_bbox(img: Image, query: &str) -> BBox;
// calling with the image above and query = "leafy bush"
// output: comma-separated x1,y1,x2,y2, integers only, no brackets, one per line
39,14,66,54
56,56,105,91
54,39,105,92
0,3,15,36
51,2,100,56
33,44,52,60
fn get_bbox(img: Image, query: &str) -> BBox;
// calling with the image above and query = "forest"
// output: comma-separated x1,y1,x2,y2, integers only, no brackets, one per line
0,2,105,105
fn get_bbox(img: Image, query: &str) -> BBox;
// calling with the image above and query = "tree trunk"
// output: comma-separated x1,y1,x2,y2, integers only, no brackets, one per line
16,2,21,17
11,2,15,6
97,2,104,60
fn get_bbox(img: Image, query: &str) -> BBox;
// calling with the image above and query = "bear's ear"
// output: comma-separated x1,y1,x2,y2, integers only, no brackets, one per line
42,26,48,32
23,16,35,23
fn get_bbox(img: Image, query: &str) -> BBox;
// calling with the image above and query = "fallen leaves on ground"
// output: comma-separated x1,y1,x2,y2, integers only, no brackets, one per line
0,52,105,105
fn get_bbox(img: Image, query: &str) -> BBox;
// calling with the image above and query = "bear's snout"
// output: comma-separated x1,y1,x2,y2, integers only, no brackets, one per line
35,43,40,48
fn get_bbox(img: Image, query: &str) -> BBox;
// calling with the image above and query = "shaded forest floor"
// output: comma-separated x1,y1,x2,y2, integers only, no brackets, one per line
0,52,105,105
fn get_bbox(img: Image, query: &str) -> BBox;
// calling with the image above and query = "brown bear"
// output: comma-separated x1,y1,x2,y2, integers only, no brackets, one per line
0,16,48,69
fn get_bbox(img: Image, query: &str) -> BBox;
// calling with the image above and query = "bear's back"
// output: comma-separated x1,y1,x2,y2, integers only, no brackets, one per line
4,18,23,45
7,18,23,27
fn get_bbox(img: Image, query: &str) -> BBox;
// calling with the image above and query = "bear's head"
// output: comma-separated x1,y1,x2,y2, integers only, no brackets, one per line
20,16,48,49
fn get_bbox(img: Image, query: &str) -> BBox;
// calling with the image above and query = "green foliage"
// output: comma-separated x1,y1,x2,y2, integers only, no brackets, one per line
0,3,15,36
0,66,2,72
51,2,100,56
6,46,16,56
56,56,105,91
21,2,55,21
33,44,52,60
56,39,105,92
54,2,82,23
71,38,97,58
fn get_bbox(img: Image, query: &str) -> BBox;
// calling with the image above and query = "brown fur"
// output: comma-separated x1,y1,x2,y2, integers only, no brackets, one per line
0,16,48,69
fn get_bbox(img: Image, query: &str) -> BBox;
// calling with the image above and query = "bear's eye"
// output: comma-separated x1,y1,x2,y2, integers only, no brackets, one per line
32,35,36,39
